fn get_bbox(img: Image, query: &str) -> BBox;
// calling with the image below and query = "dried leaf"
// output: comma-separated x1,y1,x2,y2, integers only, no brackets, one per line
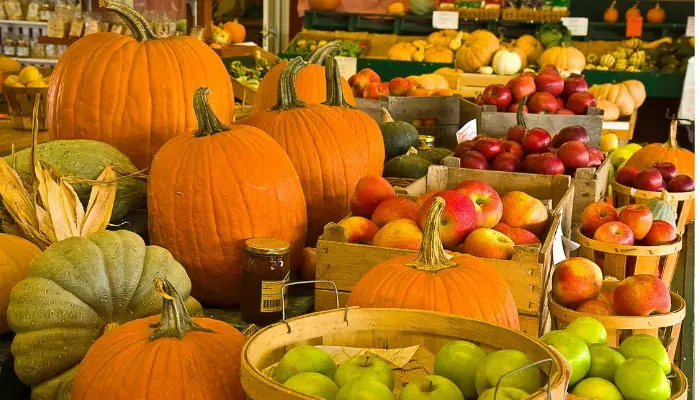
81,166,116,236
43,168,74,241
59,180,82,236
35,205,56,244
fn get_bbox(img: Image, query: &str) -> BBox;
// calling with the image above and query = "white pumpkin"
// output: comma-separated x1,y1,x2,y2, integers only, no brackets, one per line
492,49,522,75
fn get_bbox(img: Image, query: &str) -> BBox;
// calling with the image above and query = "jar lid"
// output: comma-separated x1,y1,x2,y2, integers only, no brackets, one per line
419,135,435,144
245,238,291,255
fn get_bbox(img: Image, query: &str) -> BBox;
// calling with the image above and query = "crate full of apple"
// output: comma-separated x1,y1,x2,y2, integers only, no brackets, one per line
348,68,453,100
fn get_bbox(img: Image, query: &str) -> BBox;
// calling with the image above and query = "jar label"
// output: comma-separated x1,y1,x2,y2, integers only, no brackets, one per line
260,271,290,313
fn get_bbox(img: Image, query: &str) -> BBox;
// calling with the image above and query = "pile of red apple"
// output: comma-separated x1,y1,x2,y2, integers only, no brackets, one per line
455,125,604,175
348,68,452,100
581,202,678,246
342,175,551,261
616,162,695,193
476,65,596,115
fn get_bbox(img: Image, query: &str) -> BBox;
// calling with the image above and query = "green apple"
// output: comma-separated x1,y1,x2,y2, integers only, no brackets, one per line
273,345,337,383
587,344,625,382
614,357,672,400
565,316,607,345
434,340,487,398
618,334,671,374
334,354,394,390
572,377,624,400
399,375,464,400
539,330,591,385
336,376,395,400
474,349,544,395
283,372,339,400
477,387,529,400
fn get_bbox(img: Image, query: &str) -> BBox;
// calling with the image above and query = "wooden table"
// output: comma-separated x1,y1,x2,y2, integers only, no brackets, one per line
0,119,48,157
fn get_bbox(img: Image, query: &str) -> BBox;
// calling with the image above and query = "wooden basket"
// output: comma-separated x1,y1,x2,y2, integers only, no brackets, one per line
240,307,571,400
575,227,683,287
567,363,687,400
3,85,48,131
611,181,695,236
315,165,575,338
549,282,685,357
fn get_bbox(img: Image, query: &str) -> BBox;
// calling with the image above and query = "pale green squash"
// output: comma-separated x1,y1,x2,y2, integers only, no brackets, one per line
646,192,677,226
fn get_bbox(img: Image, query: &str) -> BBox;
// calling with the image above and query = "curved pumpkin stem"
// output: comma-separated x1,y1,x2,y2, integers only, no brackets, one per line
193,87,229,137
149,278,213,341
270,57,307,111
306,41,341,64
516,97,529,129
381,107,394,123
322,56,354,109
406,197,458,272
99,0,157,42
666,119,679,149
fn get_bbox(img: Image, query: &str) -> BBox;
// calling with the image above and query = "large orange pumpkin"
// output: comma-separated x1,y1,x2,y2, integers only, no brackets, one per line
455,30,501,73
625,120,695,221
347,197,521,330
252,41,355,114
72,278,246,400
148,87,307,306
47,0,233,170
244,58,369,244
0,233,40,334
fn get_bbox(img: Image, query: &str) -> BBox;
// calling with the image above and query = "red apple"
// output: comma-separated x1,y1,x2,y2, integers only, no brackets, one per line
556,108,575,115
418,191,477,247
613,275,671,316
482,84,513,111
522,153,541,172
363,82,387,100
506,125,528,143
371,197,420,228
552,125,589,148
587,148,605,167
651,162,678,182
540,64,559,75
454,180,503,229
535,71,565,97
474,137,503,161
581,202,618,238
454,140,476,158
598,292,615,305
642,220,678,245
500,191,549,236
533,153,566,175
615,166,639,187
372,219,423,251
576,299,617,316
348,73,371,97
506,74,537,102
494,222,541,245
668,175,695,192
619,204,654,240
463,228,515,260
381,82,390,94
566,91,597,115
358,68,380,83
350,176,397,217
492,152,522,172
633,168,664,191
557,141,590,169
552,257,603,309
460,151,489,170
527,92,558,114
475,94,483,105
522,128,552,153
415,190,440,209
562,75,589,101
502,140,525,160
388,77,413,97
594,221,635,245
507,103,528,113
555,97,565,111
338,216,379,244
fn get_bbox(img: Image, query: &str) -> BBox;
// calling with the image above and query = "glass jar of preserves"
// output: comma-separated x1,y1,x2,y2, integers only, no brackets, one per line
16,37,29,57
3,36,16,57
241,238,290,326
419,135,435,147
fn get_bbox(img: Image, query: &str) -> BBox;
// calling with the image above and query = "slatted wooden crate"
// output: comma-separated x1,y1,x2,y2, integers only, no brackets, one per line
315,165,574,338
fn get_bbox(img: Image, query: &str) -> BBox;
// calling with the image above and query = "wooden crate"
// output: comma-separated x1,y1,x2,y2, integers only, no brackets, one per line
442,155,612,228
456,73,514,98
315,165,575,337
3,85,48,131
231,78,257,105
459,99,604,148
611,182,694,236
568,363,687,400
602,111,638,146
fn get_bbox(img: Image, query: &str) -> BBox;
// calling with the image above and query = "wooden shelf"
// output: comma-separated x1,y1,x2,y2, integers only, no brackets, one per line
16,57,58,65
38,36,79,46
0,19,47,27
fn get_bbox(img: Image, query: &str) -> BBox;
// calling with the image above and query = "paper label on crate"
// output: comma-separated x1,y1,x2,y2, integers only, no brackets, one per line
686,17,695,37
456,119,477,144
561,17,588,36
334,56,357,80
432,11,460,30
552,212,567,265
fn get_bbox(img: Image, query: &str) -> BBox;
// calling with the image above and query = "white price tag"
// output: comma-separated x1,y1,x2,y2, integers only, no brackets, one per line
678,57,695,122
552,212,567,265
334,56,357,80
686,16,695,37
561,17,589,36
456,119,477,144
432,11,459,30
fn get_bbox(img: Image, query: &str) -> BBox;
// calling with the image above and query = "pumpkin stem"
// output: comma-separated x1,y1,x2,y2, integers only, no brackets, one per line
323,56,354,109
666,119,679,149
193,87,229,137
306,41,340,64
609,0,616,8
99,0,157,42
381,107,395,123
270,57,307,111
406,146,419,155
406,197,458,272
516,97,529,129
149,278,213,341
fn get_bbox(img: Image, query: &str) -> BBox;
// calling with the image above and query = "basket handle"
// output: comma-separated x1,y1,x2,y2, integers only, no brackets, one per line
492,358,555,400
280,280,349,334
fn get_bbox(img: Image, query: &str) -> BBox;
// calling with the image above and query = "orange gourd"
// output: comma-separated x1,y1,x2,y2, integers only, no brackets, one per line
625,1,641,19
347,197,521,330
515,34,543,65
0,234,40,334
252,41,355,114
72,278,246,400
604,0,619,23
646,2,666,24
427,30,459,48
625,120,695,221
309,0,341,11
244,58,370,244
424,46,455,63
47,0,233,170
224,19,246,43
148,87,307,306
455,30,501,72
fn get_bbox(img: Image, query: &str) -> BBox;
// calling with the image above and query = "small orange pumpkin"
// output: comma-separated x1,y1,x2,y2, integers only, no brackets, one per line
625,1,641,19
424,46,455,63
427,30,459,48
223,19,246,43
347,197,521,330
646,2,666,24
0,234,41,334
604,0,619,23
514,34,543,65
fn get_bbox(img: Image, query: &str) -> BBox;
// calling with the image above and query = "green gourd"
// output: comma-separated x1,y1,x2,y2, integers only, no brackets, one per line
379,107,419,160
384,147,432,179
416,145,453,164
646,191,677,226
7,230,202,400
410,0,433,16
3,140,146,221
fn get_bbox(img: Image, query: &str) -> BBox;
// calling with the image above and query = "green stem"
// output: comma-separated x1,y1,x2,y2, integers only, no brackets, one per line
149,278,213,341
322,56,354,109
666,119,679,149
270,57,307,111
99,0,157,42
406,197,458,272
306,41,341,64
193,87,229,137
516,97,529,129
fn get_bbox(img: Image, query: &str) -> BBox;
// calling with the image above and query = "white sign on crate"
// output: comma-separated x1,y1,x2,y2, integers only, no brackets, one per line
334,56,357,80
686,16,695,37
678,57,695,122
456,119,477,144
432,11,459,30
561,17,589,36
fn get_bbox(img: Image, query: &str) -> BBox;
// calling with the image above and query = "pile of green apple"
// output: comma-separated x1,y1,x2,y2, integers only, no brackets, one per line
541,316,674,400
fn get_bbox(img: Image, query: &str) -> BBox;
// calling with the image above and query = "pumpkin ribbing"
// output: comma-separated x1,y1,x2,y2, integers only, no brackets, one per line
0,234,40,334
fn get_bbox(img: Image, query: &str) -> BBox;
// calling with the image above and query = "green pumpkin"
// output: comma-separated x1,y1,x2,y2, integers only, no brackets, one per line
646,192,677,227
3,140,147,221
416,146,453,164
7,230,202,400
384,148,432,179
379,107,419,160
410,0,433,15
